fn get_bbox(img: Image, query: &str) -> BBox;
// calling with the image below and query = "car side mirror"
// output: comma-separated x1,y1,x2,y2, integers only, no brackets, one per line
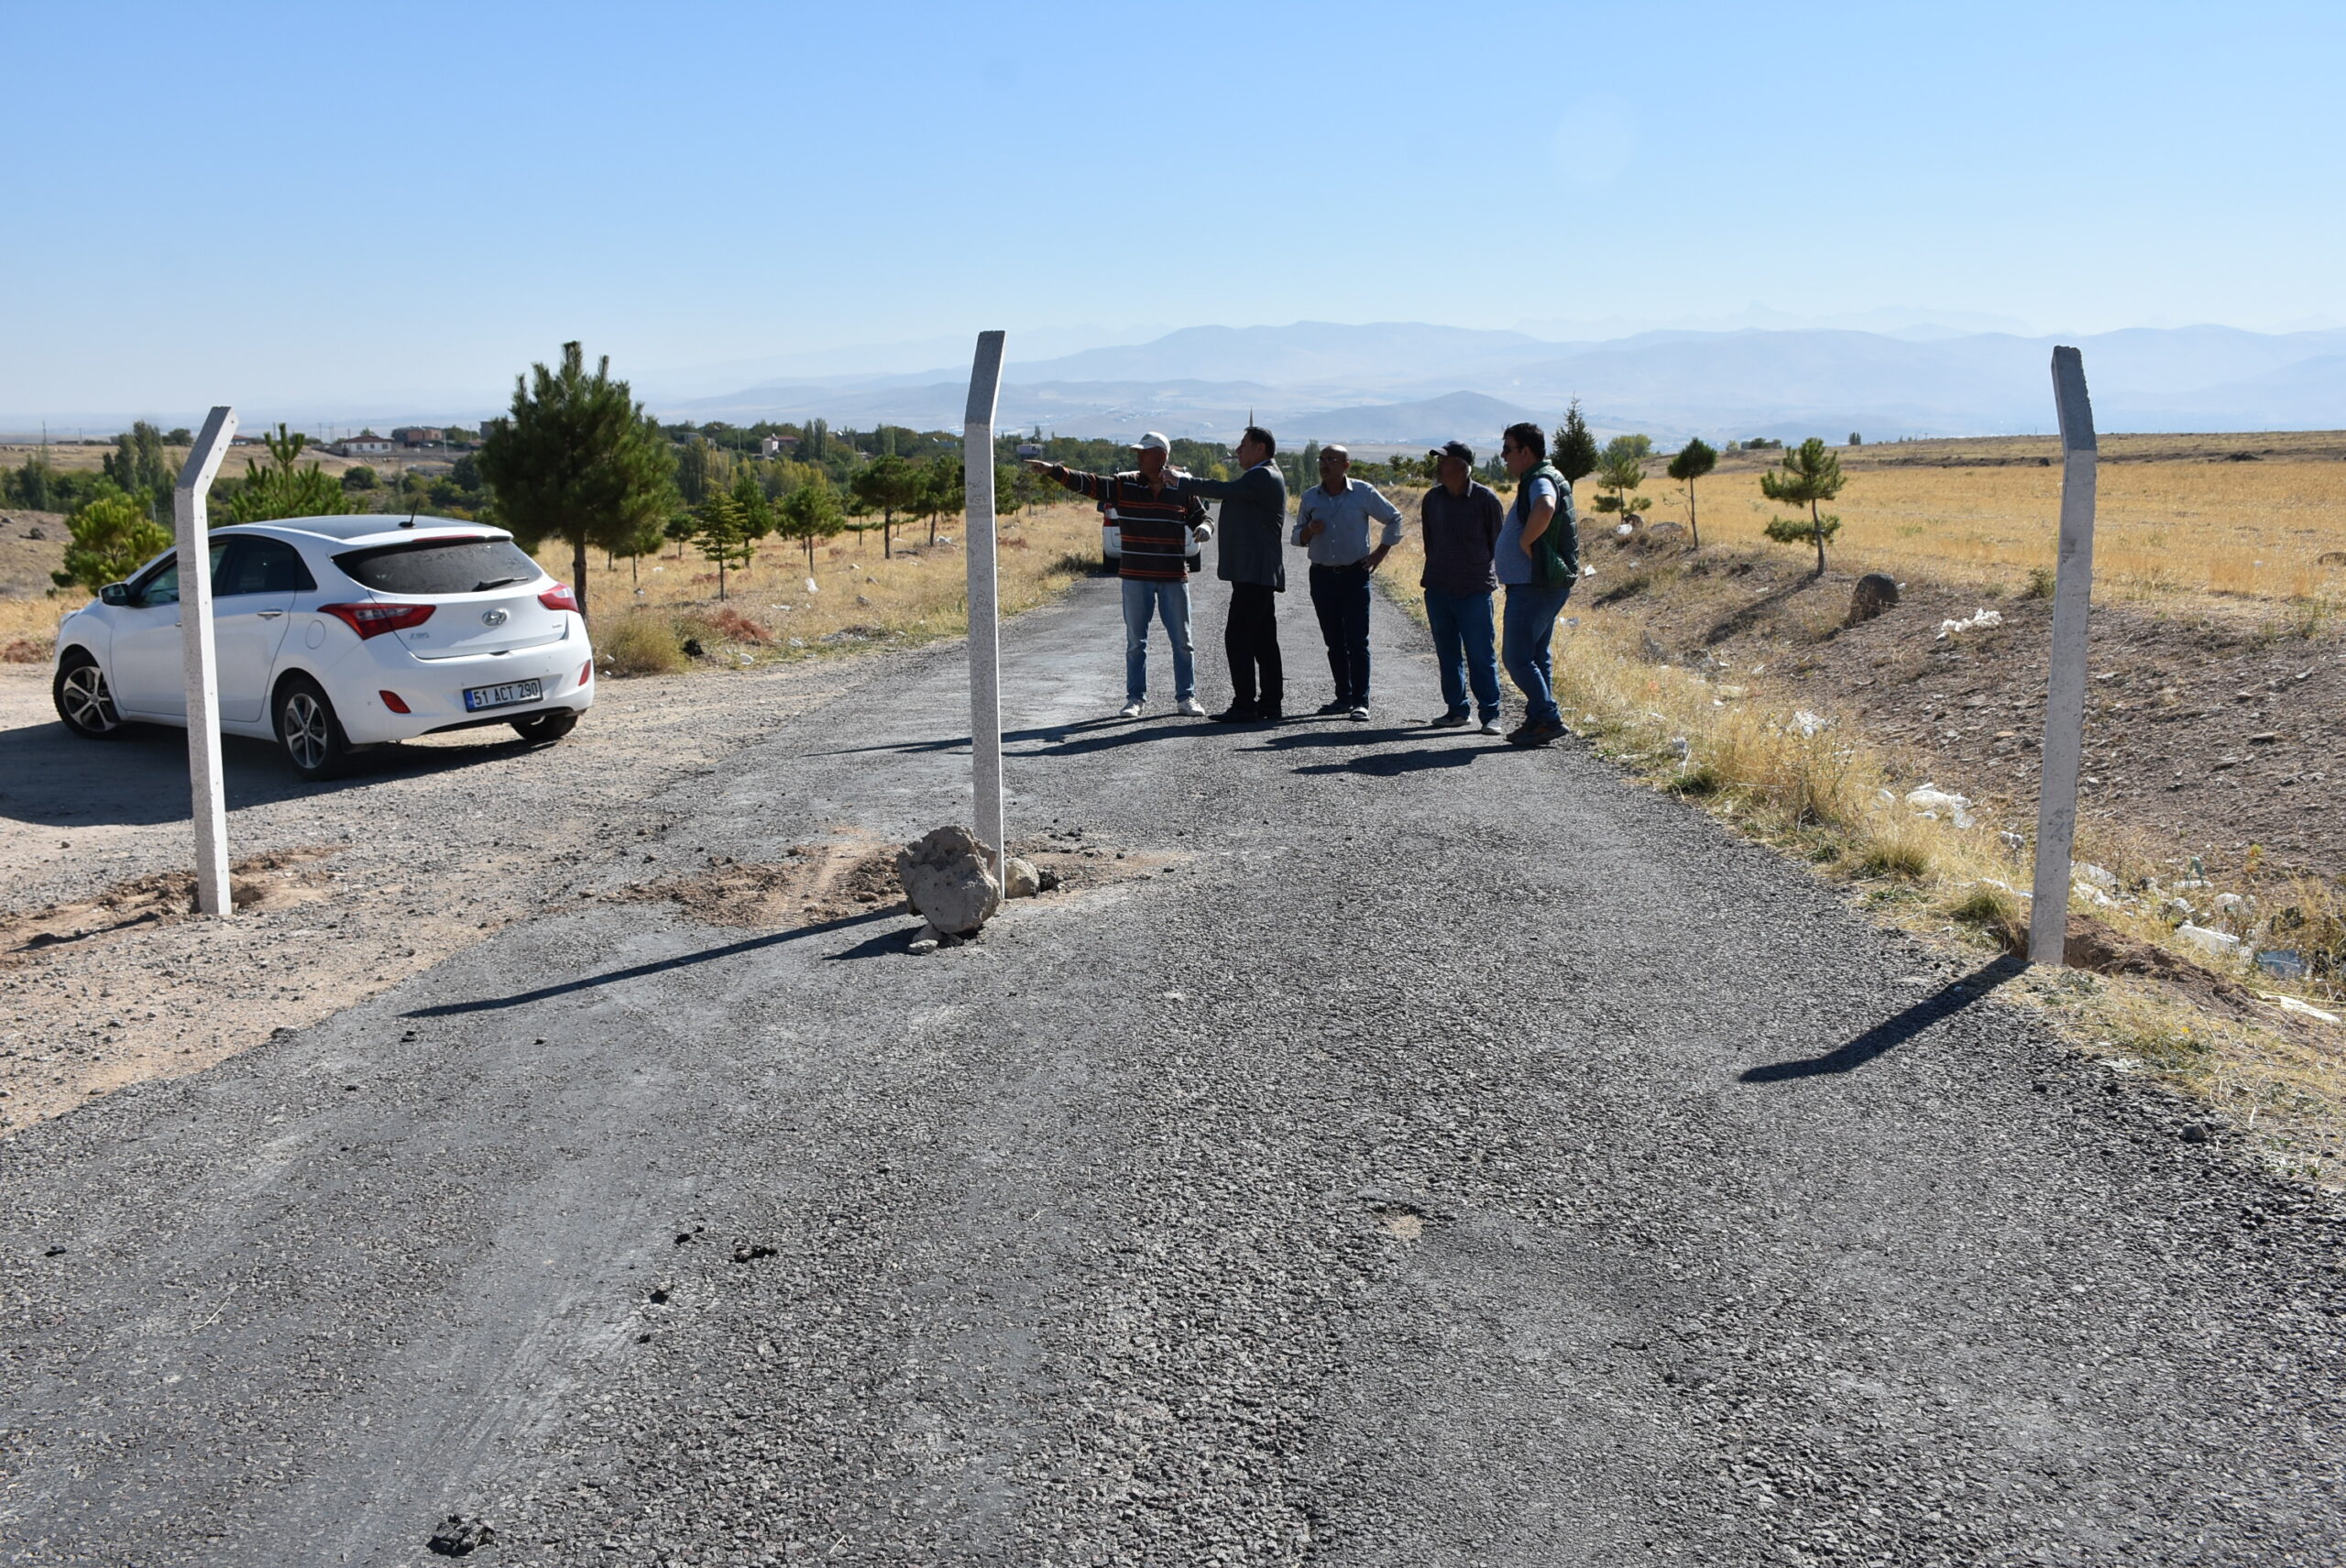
99,583,131,606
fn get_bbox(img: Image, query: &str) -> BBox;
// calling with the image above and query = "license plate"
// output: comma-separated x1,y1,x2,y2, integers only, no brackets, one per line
464,678,543,712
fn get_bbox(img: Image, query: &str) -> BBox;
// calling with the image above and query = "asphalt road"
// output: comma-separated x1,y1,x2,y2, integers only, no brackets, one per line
5,573,2342,1567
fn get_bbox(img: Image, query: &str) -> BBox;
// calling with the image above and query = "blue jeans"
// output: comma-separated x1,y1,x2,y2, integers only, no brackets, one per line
1501,581,1573,727
1423,588,1500,720
1120,576,1194,703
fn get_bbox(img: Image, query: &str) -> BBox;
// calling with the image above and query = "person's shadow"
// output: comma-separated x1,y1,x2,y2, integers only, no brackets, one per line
1738,955,2027,1082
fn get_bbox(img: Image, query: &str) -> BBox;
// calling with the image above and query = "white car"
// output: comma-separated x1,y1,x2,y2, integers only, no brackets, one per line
50,514,596,780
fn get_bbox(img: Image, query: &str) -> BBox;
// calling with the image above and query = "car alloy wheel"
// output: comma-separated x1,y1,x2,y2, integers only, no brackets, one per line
58,661,124,736
282,689,333,772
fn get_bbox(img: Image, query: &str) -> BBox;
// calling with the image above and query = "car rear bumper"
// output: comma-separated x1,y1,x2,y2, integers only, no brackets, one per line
338,636,596,744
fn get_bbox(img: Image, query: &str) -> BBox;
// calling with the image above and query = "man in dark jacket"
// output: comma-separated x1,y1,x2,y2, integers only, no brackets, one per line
1418,439,1507,734
1169,425,1289,722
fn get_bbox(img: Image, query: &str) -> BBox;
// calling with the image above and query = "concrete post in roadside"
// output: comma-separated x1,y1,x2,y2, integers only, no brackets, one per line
174,406,240,918
962,332,1007,883
2028,348,2096,965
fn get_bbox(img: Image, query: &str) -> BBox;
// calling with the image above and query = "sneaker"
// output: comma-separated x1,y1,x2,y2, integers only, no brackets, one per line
1314,700,1352,717
1256,706,1284,724
1117,700,1144,718
1176,696,1206,717
1210,704,1259,723
1509,718,1566,748
1477,716,1505,736
1428,711,1471,729
1347,706,1369,722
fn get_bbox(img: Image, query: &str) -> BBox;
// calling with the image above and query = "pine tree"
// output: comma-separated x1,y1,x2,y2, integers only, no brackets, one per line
476,343,678,626
1553,400,1600,485
1595,434,1653,518
778,477,844,574
1666,437,1718,547
221,424,353,524
52,483,171,593
1759,438,1847,576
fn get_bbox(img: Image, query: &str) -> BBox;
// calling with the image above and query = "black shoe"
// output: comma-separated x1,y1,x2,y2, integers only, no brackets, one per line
1210,705,1259,723
1256,705,1283,724
1428,710,1471,729
1315,700,1352,717
1509,718,1566,748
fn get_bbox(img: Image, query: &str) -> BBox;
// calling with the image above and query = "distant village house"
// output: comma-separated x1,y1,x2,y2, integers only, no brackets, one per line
393,427,445,447
760,433,796,458
334,432,394,455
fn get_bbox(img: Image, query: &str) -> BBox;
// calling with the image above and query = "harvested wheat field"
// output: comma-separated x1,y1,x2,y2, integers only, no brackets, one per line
1684,431,2346,611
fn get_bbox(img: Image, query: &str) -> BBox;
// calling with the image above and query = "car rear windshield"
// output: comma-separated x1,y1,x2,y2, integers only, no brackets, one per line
334,537,542,596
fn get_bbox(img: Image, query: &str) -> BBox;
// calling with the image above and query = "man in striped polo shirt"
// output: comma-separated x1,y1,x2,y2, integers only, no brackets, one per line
1028,432,1213,718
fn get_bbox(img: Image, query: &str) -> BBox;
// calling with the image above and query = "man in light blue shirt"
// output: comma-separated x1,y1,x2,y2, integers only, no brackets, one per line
1291,444,1404,720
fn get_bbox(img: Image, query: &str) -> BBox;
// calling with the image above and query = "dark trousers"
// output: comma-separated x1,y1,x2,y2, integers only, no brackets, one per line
1308,562,1373,706
1223,582,1283,712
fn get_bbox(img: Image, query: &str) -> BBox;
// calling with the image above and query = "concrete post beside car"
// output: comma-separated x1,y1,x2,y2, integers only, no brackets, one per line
962,331,1007,883
173,406,240,918
2029,347,2097,966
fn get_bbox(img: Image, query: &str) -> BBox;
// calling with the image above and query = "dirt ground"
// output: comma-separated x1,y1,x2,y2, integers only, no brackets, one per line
1573,525,2346,881
0,652,897,1135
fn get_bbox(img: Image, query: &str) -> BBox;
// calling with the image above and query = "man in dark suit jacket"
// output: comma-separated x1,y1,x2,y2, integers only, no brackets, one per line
1171,425,1289,722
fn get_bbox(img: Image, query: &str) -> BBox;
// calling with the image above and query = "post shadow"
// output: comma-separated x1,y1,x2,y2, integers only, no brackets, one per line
1738,954,2027,1083
405,906,897,1017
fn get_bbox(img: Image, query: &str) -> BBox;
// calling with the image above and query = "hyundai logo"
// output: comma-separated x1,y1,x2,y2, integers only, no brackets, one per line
481,609,510,627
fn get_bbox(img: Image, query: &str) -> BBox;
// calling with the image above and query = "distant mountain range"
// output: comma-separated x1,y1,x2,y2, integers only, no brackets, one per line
666,321,2346,445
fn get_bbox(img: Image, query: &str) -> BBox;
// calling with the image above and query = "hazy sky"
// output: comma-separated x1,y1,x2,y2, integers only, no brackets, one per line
5,0,2340,421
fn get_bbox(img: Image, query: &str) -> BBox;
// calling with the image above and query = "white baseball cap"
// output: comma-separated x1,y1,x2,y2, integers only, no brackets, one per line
1132,431,1171,452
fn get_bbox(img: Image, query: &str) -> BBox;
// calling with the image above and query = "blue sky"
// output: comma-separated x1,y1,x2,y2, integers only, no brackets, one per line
4,0,2340,421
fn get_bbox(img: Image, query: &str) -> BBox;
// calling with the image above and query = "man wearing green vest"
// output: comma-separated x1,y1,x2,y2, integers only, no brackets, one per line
1496,421,1580,747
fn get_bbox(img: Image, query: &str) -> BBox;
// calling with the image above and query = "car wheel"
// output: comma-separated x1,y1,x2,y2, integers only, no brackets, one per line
274,677,350,781
510,709,579,744
53,651,129,740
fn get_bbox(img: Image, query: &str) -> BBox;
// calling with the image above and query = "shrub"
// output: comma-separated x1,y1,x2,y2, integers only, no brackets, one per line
703,606,773,644
2023,565,2055,599
1856,816,1934,879
597,612,687,675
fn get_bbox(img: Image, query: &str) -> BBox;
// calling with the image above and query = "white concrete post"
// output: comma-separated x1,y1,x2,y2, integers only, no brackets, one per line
963,332,1008,883
174,407,240,917
2028,349,2097,965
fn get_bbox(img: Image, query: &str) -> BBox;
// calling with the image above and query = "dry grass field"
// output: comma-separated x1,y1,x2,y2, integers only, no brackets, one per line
528,500,1104,674
1683,432,2346,613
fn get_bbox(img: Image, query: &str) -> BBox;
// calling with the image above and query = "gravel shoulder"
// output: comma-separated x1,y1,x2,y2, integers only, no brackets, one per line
4,576,2342,1566
0,652,904,1133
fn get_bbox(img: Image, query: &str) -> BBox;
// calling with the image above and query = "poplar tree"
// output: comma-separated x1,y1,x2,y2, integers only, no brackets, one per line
477,343,678,626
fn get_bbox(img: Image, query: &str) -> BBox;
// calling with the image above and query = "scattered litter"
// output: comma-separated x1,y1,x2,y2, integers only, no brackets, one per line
2256,992,2341,1025
1904,784,1975,828
1715,685,1749,700
2213,892,2252,916
2074,863,2118,891
805,577,819,593
2176,923,2243,959
1791,709,1829,739
1614,521,1634,538
2070,882,2116,907
1668,736,1691,761
1998,830,2025,854
2256,950,2308,981
1969,877,2032,902
1581,565,1596,577
1936,609,2004,638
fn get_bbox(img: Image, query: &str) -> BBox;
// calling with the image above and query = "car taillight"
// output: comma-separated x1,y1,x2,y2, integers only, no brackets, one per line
378,690,411,714
539,583,579,613
321,602,435,640
579,660,593,686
